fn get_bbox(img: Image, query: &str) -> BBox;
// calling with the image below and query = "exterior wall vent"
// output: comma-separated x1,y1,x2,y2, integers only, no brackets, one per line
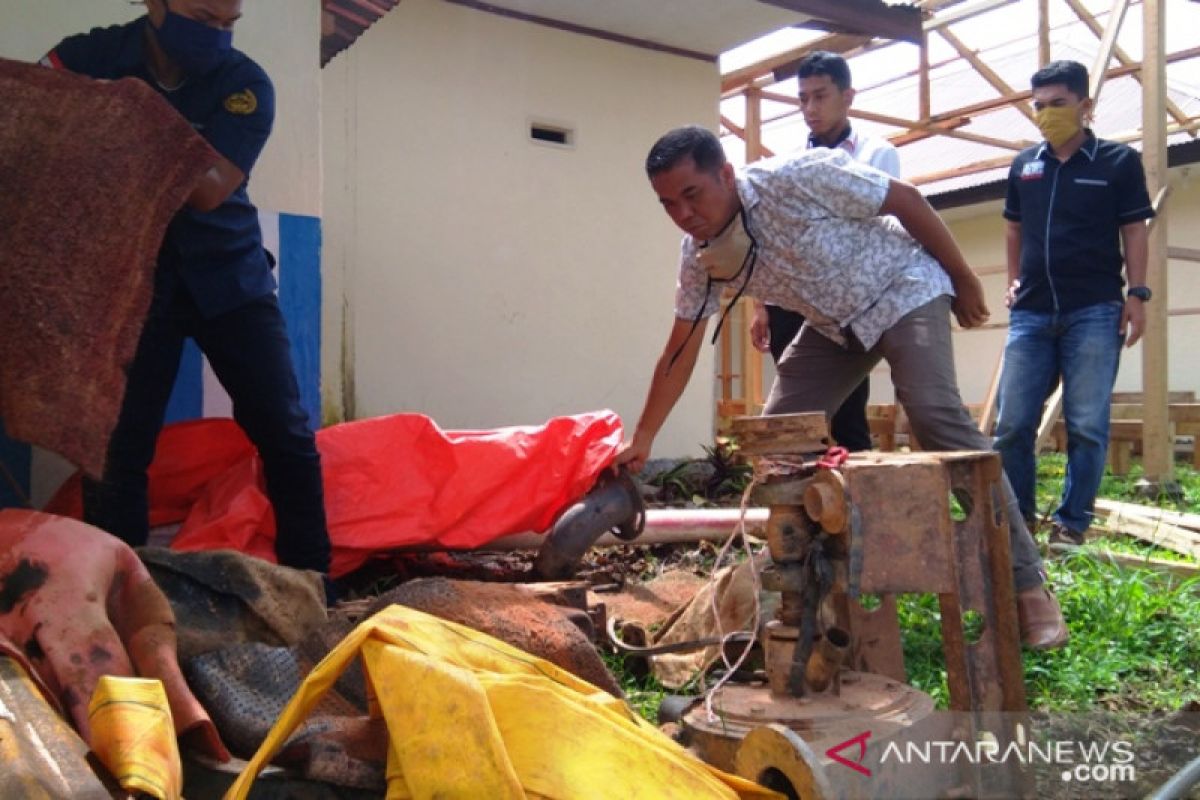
529,121,574,148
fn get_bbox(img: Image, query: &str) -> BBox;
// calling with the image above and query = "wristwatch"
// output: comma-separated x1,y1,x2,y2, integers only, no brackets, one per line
1127,286,1152,302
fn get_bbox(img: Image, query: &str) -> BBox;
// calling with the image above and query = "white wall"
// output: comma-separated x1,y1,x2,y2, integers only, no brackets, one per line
0,0,322,503
322,0,719,457
0,0,321,216
938,165,1200,407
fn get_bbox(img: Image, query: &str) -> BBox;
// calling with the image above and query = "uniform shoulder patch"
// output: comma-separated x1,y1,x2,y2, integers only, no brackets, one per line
224,89,257,115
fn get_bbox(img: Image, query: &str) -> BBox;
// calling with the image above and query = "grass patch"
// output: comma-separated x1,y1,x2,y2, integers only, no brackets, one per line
899,557,1200,712
898,458,1200,712
602,651,669,724
610,456,1200,719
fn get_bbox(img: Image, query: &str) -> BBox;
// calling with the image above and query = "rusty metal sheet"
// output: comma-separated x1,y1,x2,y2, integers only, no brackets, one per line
845,459,955,593
0,656,117,799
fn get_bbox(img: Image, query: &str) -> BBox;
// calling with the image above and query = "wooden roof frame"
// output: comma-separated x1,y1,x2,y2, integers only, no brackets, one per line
717,0,1199,485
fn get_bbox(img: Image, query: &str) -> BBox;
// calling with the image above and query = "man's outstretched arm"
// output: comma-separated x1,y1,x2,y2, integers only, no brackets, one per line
615,316,708,473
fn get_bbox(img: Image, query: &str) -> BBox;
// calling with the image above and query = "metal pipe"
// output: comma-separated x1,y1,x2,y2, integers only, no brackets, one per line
533,472,643,579
804,627,850,692
1148,752,1200,800
482,508,769,552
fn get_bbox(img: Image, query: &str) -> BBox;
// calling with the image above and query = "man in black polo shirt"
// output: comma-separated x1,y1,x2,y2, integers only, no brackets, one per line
42,0,333,577
994,60,1153,549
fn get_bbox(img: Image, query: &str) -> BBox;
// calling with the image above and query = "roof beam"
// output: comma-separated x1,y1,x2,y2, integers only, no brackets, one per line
1065,0,1195,135
923,0,1015,31
756,89,1030,150
756,0,924,43
1038,0,1050,66
720,115,777,158
937,26,1036,124
1089,0,1132,101
908,115,1200,186
720,32,870,94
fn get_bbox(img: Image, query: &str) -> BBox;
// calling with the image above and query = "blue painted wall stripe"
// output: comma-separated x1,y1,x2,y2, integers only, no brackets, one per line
278,213,323,430
164,339,204,424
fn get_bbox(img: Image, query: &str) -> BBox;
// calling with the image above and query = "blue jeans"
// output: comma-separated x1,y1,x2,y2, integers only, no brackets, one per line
993,302,1124,533
82,276,331,574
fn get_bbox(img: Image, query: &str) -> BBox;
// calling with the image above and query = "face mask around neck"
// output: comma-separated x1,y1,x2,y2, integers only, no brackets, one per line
696,209,754,282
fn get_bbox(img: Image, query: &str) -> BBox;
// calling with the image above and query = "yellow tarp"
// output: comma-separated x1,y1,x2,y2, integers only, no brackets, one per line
88,675,182,800
225,604,781,800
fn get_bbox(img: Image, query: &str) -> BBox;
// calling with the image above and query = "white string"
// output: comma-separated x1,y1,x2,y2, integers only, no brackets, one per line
700,456,808,723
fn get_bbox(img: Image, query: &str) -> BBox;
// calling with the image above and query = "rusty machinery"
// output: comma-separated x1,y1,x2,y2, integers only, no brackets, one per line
678,413,1027,799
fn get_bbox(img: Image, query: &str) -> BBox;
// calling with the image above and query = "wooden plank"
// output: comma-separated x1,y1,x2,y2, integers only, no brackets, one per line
919,30,931,122
1096,498,1200,533
1111,391,1196,403
1089,0,1132,101
924,0,1016,31
978,351,1003,436
1076,545,1200,582
1038,0,1050,67
745,88,764,163
1093,500,1200,560
1168,246,1200,263
719,32,869,93
867,404,897,451
1035,383,1064,453
731,413,831,456
1065,0,1195,133
1143,0,1172,483
1108,402,1200,423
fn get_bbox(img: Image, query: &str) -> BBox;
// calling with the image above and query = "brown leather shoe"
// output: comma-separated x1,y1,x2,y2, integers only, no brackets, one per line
1016,585,1069,651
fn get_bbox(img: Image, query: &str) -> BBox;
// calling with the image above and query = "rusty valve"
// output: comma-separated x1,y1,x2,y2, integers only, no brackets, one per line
802,471,849,534
804,627,850,692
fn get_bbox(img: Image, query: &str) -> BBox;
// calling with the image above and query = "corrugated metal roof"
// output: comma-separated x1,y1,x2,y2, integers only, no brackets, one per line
720,0,1200,200
322,0,401,67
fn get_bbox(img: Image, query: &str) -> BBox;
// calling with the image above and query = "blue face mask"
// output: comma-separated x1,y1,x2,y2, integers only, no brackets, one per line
154,1,233,77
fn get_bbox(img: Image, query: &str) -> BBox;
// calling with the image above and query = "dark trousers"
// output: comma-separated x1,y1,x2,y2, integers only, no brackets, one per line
82,279,331,574
766,304,872,451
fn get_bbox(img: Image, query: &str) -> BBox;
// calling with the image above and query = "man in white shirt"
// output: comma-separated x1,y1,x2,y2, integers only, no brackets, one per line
750,51,900,452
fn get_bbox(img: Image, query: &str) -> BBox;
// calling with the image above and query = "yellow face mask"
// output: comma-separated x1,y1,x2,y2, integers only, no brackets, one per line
1035,105,1082,151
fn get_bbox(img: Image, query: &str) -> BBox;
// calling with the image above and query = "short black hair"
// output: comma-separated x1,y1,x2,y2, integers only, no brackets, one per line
796,51,852,92
645,125,726,177
1031,60,1089,100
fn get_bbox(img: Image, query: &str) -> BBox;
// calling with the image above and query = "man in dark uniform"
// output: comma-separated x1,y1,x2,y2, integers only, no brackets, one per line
42,0,332,576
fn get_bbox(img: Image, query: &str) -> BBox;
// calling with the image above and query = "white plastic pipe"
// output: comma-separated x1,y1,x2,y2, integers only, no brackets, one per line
478,507,769,551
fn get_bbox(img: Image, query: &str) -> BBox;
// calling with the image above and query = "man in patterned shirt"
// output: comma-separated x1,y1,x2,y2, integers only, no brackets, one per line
615,125,1068,650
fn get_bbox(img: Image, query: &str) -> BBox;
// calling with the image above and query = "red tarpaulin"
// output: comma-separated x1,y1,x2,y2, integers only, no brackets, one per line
50,413,623,578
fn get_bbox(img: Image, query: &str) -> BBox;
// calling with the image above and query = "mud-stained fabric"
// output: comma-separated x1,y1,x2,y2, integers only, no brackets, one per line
225,605,783,800
185,578,623,791
0,57,216,477
139,547,327,662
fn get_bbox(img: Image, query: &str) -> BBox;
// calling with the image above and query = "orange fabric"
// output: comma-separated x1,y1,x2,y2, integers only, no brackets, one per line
44,418,255,527
169,412,623,577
